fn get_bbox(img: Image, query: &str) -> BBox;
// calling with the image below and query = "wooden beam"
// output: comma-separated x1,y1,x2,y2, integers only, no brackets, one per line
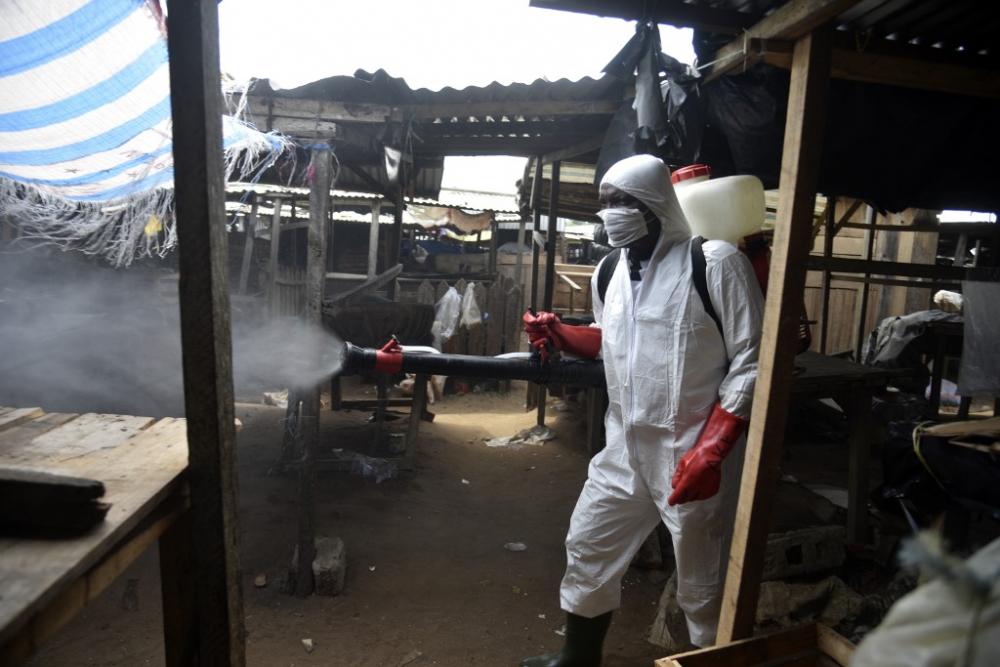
407,99,619,120
345,163,391,199
819,195,835,353
528,0,758,34
540,134,606,165
367,199,381,279
756,40,1000,99
708,0,860,79
250,95,619,125
718,26,833,643
806,256,969,280
247,96,392,125
293,145,330,597
853,205,877,362
164,0,245,662
268,197,282,316
237,194,258,294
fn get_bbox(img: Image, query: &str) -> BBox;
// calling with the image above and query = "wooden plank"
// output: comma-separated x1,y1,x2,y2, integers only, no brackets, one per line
160,506,196,667
0,413,79,457
238,194,258,294
853,206,876,361
269,197,283,317
708,0,859,79
816,624,854,666
416,280,435,305
406,99,619,120
247,96,393,124
368,199,381,278
540,134,606,165
0,408,44,433
718,27,833,644
1,491,188,665
543,161,561,311
404,373,428,468
164,0,245,661
806,255,974,281
467,283,487,356
0,417,188,648
327,263,403,305
504,286,523,354
486,280,505,356
294,144,331,597
434,280,449,302
656,624,818,667
529,156,544,311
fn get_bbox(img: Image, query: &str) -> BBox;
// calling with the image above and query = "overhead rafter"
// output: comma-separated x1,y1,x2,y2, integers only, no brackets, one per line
247,95,620,126
707,0,864,79
736,35,1000,99
529,0,759,34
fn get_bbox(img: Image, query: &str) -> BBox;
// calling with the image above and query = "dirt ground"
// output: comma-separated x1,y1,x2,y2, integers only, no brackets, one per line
28,384,670,667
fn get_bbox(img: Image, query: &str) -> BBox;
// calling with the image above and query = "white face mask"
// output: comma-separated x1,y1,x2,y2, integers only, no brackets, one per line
597,207,648,248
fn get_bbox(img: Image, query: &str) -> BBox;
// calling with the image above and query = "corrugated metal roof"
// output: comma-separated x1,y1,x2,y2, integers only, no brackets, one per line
245,71,624,158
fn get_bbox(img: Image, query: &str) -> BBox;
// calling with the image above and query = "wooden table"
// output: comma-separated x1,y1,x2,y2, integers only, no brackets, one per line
792,351,907,544
584,352,903,543
0,407,191,665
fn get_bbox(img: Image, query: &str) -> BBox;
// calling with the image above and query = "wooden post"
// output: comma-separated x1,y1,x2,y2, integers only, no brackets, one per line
488,214,499,276
717,27,832,644
526,156,544,413
238,193,258,294
536,160,561,427
854,205,877,362
389,189,404,300
294,144,330,597
819,195,835,353
515,214,528,293
159,508,196,667
164,0,245,662
529,156,544,310
404,373,428,468
368,199,381,279
846,388,872,543
269,197,283,316
543,160,561,311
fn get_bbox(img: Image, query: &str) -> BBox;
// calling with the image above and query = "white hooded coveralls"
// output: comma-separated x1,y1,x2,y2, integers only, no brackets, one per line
559,155,763,647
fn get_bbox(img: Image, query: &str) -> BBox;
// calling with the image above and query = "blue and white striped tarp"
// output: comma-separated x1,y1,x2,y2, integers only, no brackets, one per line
0,0,285,265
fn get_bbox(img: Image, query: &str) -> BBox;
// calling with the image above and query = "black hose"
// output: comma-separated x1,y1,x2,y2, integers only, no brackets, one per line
339,342,606,387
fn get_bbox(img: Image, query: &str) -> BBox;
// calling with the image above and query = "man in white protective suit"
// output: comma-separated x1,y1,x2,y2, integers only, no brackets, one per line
520,154,763,667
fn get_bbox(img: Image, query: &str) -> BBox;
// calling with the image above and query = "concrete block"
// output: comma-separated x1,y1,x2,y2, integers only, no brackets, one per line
763,525,845,581
312,536,347,596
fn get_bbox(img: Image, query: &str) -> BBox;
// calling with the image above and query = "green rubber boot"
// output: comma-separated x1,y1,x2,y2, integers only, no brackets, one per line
520,611,612,667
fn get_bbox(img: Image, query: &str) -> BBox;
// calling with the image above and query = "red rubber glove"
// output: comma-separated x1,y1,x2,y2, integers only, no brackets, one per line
668,403,747,506
522,311,602,361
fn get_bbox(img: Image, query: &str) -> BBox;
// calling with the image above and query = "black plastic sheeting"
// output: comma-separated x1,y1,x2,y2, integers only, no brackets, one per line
698,60,1000,213
596,31,1000,213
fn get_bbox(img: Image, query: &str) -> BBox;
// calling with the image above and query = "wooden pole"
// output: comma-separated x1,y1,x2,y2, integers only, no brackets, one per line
238,193,258,294
368,199,381,279
294,145,330,597
164,0,245,662
529,156,544,310
717,26,832,644
269,197,283,317
390,189,404,300
536,160,561,427
854,205,877,361
819,195,835,353
543,160,561,311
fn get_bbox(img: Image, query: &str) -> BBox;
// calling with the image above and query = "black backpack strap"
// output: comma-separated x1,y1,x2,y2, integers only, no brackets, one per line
691,236,726,346
596,247,621,304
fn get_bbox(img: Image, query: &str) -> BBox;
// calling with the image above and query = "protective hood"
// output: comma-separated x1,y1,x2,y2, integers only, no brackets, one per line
599,155,691,247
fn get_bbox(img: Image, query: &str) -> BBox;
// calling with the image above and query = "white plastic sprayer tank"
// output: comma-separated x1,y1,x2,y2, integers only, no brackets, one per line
671,164,766,245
